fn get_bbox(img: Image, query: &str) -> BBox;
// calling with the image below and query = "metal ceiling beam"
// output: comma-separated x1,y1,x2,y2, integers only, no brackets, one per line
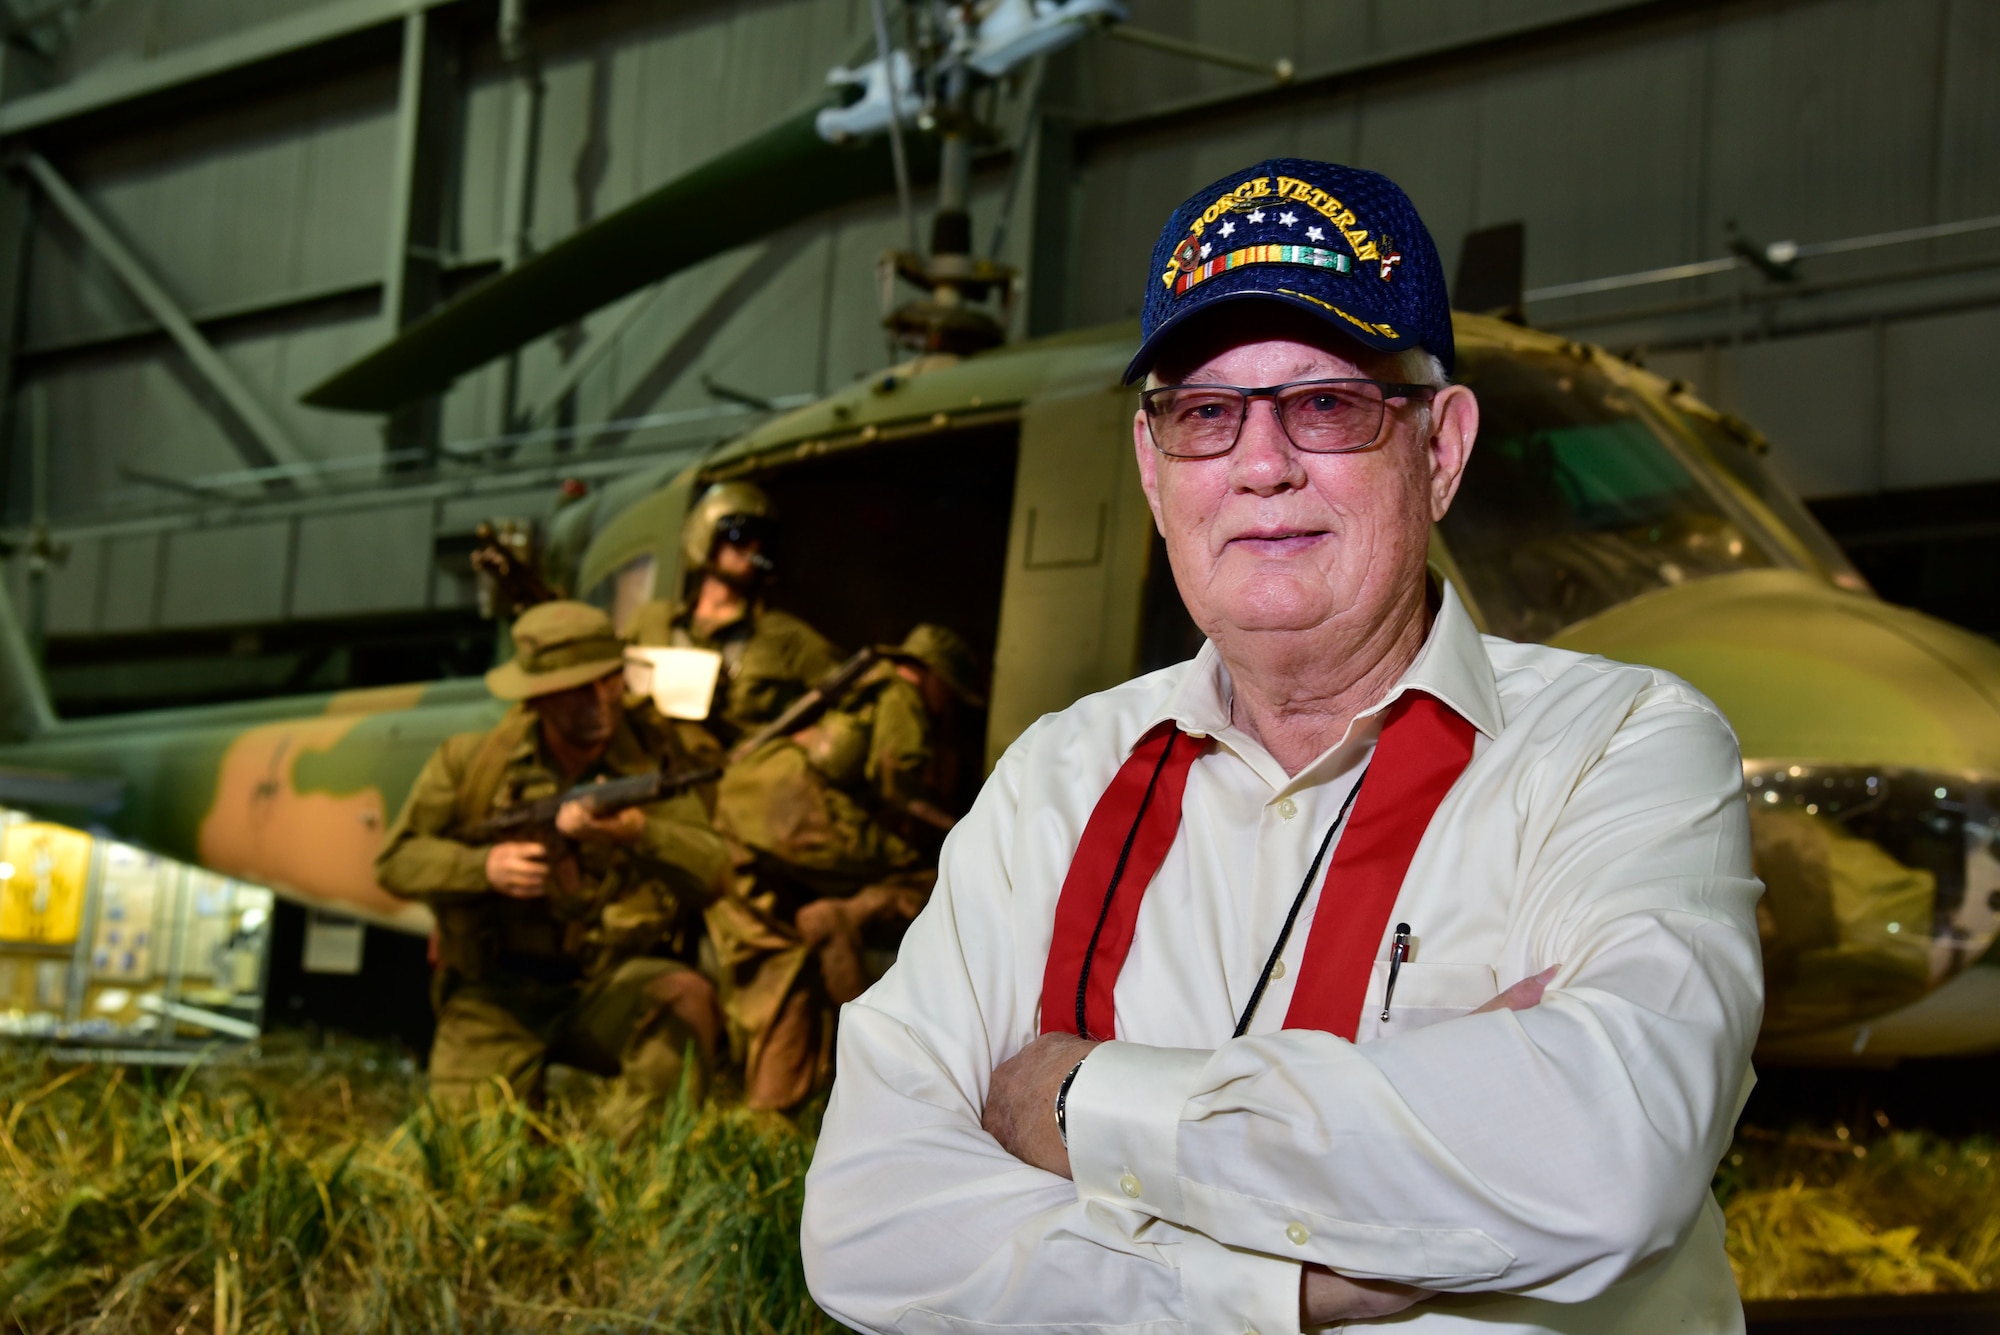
21,152,322,490
0,0,457,137
1078,0,1697,152
382,7,462,469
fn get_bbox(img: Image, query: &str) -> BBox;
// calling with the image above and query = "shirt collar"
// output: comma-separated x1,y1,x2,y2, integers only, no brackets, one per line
1150,578,1505,747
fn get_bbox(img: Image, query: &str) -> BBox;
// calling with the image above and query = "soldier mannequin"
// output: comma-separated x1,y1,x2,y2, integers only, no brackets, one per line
628,482,842,745
711,623,986,1111
377,602,731,1118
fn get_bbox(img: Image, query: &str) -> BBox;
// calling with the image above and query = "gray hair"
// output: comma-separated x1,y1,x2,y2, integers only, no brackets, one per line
1390,347,1450,390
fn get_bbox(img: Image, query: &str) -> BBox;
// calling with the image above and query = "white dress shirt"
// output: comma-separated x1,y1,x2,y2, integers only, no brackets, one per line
803,583,1763,1335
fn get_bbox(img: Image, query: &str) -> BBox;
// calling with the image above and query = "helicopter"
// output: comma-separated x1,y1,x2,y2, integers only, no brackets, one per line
0,0,1995,1066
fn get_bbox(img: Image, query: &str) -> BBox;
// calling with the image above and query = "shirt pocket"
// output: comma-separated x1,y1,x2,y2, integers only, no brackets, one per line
1353,961,1499,1044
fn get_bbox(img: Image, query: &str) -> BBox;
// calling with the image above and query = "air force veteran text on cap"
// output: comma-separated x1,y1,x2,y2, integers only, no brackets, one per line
1125,158,1454,383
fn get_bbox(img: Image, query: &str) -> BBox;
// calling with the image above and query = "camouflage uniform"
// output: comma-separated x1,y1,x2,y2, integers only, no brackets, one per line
376,603,732,1114
708,625,984,1110
629,599,842,745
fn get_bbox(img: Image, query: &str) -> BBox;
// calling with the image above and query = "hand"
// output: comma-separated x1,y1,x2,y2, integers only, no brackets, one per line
1471,964,1560,1015
485,842,549,898
983,1032,1097,1178
1301,1266,1433,1327
556,801,646,843
795,896,847,952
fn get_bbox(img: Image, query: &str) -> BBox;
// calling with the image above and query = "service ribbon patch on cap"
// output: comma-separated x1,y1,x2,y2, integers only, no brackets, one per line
1158,173,1387,295
1126,157,1455,382
1176,244,1351,295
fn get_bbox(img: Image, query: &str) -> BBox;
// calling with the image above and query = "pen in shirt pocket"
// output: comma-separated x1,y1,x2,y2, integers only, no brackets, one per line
1380,922,1411,1022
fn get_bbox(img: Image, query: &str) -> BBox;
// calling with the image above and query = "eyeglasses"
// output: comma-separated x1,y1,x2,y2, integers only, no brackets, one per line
1140,378,1436,460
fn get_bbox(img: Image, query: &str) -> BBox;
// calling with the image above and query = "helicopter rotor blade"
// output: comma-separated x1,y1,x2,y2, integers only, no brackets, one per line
302,108,933,414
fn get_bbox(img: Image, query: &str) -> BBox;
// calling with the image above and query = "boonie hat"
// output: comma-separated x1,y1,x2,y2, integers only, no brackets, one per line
485,601,627,701
1125,158,1453,383
882,624,987,708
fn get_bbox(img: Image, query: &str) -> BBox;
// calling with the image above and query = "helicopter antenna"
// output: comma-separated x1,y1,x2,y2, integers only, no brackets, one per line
1102,24,1293,84
869,0,919,254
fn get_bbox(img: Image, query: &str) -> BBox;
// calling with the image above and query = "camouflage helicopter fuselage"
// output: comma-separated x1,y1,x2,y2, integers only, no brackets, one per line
2,312,1996,1063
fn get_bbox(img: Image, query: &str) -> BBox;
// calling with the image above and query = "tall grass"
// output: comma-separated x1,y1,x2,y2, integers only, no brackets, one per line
0,1038,836,1333
1717,1122,2000,1300
8,1037,2000,1328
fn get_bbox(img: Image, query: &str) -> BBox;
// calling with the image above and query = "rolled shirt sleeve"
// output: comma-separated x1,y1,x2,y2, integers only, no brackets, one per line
634,794,734,905
375,734,493,898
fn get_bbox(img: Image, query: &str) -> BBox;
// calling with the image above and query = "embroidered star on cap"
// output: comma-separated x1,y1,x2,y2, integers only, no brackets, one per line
1125,157,1456,384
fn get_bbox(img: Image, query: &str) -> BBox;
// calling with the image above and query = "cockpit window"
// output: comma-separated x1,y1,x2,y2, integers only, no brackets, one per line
1440,349,1785,642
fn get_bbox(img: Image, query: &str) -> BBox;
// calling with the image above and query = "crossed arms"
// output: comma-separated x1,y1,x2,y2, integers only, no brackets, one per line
801,690,1763,1334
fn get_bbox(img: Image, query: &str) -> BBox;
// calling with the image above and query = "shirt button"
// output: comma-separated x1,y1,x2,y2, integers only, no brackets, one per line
1119,1173,1142,1198
1275,797,1298,820
1270,958,1286,980
1185,729,1207,740
1285,1221,1310,1246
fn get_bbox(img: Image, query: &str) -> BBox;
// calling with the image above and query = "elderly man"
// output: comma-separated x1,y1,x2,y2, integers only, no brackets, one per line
802,159,1762,1333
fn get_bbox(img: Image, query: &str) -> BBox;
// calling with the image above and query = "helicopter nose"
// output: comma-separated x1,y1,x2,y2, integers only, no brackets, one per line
1548,568,2000,774
1554,569,2000,1057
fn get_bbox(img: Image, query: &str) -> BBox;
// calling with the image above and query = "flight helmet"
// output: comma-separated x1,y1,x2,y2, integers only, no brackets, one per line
680,481,776,572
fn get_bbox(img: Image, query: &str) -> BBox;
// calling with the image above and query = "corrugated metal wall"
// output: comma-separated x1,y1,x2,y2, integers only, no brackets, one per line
0,0,1995,645
1065,0,2000,501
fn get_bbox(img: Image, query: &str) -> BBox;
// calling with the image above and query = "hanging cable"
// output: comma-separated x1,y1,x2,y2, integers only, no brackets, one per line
870,0,919,254
987,53,1047,260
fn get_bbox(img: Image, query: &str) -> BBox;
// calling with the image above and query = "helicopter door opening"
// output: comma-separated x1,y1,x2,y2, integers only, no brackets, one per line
747,424,1019,797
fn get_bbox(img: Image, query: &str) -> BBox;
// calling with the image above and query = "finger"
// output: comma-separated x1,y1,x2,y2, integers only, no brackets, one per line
1472,965,1560,1015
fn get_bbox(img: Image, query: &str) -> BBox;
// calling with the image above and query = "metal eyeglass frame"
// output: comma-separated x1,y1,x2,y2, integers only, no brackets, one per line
1139,378,1437,459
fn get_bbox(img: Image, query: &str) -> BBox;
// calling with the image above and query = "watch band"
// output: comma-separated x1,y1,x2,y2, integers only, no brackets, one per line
1054,1058,1087,1148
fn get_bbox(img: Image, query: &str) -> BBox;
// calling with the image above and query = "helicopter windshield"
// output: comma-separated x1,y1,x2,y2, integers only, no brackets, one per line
1670,404,1868,589
1440,348,1788,642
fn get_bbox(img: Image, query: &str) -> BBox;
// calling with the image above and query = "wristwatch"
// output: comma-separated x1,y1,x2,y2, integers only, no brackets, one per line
1054,1058,1087,1148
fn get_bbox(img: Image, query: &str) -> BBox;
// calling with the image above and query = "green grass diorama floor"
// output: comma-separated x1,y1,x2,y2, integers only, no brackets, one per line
0,1037,834,1333
1718,1121,2000,1301
4,1036,1998,1331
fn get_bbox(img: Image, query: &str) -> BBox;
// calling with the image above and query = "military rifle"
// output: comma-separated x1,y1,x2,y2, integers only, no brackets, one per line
462,764,721,845
461,763,721,967
727,645,882,762
726,645,961,837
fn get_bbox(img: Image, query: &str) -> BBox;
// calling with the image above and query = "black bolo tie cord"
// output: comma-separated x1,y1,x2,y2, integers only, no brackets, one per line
1231,763,1372,1039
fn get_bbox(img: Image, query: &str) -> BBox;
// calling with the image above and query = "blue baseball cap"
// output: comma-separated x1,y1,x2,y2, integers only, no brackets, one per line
1124,158,1454,384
